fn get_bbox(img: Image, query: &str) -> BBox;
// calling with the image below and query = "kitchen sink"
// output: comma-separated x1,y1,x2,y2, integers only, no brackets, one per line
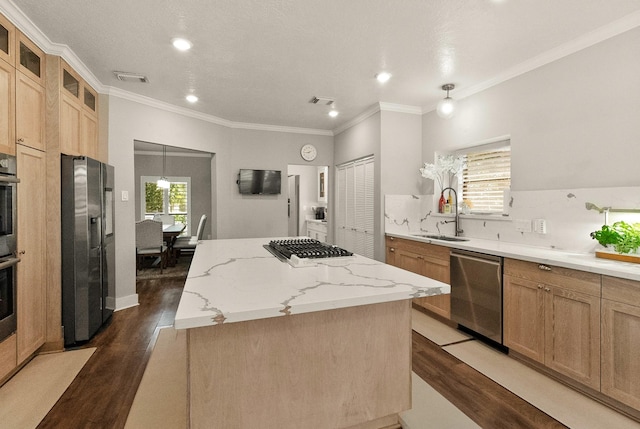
411,233,469,242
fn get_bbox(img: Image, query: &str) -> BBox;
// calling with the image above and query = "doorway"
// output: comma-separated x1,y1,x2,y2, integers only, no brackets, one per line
287,164,329,241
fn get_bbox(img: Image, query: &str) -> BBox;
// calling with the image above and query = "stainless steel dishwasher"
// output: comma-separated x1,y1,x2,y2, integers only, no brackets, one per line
450,249,504,344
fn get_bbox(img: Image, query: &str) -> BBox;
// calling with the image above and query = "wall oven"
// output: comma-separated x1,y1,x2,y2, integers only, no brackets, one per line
0,153,19,343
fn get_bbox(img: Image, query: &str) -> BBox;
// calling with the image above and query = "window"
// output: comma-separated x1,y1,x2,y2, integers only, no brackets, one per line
141,176,192,235
458,140,511,214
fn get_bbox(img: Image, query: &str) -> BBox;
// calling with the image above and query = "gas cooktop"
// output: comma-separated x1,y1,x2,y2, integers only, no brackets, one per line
264,239,353,267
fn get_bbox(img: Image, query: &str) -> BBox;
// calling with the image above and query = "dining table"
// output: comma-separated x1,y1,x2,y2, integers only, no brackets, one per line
163,223,186,266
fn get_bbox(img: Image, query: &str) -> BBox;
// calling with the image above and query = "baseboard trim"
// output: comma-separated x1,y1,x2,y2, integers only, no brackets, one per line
114,294,139,311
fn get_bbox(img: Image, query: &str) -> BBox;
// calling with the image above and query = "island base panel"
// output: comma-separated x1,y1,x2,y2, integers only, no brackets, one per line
187,299,411,429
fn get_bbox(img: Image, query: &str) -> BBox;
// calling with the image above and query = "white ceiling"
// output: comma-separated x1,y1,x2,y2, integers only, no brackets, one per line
8,0,640,133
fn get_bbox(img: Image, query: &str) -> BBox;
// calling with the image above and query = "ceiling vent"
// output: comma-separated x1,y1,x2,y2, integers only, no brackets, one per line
114,71,149,83
309,96,335,106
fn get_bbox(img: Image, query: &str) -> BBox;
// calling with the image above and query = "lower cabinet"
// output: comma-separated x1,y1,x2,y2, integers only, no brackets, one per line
601,276,640,410
16,144,46,363
306,221,327,243
0,333,16,382
385,235,450,318
503,258,601,390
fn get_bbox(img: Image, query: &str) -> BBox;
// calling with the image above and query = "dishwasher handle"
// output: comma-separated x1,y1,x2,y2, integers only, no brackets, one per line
450,250,502,266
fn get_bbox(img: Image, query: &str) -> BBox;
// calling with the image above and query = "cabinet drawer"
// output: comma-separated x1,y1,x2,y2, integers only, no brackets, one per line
504,258,600,297
385,236,449,264
602,276,640,305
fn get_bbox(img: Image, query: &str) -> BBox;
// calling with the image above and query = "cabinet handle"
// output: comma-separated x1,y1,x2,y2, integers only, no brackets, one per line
538,264,552,271
389,247,395,253
417,255,424,260
17,138,24,143
389,237,395,241
544,287,551,292
537,284,543,289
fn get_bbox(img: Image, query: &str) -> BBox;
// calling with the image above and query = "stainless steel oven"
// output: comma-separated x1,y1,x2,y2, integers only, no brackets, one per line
0,153,18,342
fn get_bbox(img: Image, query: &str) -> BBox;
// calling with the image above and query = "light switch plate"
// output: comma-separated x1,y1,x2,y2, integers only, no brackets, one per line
122,190,129,201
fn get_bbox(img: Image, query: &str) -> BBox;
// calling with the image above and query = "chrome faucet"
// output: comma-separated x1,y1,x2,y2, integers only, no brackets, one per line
442,187,463,236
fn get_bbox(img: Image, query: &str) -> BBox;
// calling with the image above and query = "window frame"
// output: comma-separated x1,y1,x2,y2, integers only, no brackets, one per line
140,176,192,235
452,138,511,216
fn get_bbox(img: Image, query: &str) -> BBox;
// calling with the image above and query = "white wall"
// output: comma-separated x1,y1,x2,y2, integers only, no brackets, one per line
421,26,640,193
108,97,333,309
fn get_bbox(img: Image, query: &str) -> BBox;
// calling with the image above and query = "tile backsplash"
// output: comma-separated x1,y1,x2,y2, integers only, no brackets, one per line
385,187,640,253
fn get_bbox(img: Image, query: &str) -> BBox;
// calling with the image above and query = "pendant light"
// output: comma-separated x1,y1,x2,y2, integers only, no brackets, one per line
157,146,170,189
436,83,456,119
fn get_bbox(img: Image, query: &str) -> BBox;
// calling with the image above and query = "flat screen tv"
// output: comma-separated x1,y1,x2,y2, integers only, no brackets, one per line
237,169,282,195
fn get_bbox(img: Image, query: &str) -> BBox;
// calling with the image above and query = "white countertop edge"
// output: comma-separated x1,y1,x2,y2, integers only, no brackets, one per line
174,286,449,330
386,232,640,282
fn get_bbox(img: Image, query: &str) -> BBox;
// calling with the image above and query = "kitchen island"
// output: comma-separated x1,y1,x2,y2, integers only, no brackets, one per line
175,238,449,429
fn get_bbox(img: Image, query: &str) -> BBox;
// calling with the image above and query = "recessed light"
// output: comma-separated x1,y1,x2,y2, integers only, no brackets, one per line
375,72,392,83
172,38,193,51
328,109,339,118
186,94,198,103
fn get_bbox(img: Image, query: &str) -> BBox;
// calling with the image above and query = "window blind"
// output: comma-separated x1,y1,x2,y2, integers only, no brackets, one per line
461,147,511,213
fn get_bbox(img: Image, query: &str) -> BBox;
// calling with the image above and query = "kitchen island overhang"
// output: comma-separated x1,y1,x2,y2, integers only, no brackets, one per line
175,238,450,428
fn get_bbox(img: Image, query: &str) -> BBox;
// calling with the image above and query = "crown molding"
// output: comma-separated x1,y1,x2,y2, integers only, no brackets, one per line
423,10,640,113
379,102,423,115
108,87,333,136
333,104,381,136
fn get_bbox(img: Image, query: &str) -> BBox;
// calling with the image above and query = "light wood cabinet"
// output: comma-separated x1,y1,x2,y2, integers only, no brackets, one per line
385,235,450,318
0,14,15,66
15,31,45,152
601,276,640,410
503,258,601,390
0,57,15,155
0,333,16,382
58,60,99,158
16,144,47,363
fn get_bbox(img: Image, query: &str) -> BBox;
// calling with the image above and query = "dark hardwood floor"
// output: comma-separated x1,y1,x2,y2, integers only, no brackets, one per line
38,276,185,429
38,268,565,428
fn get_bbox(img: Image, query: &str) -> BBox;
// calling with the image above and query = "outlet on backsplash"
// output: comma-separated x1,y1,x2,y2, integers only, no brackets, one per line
533,218,547,234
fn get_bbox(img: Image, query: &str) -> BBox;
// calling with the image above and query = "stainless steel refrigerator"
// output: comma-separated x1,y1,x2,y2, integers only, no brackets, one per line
61,155,115,346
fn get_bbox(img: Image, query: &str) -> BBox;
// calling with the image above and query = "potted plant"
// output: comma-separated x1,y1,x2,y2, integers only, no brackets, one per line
590,221,640,255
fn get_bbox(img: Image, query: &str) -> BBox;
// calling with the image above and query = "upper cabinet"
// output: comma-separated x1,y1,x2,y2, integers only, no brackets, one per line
58,59,99,159
0,14,15,66
15,31,45,151
0,53,15,155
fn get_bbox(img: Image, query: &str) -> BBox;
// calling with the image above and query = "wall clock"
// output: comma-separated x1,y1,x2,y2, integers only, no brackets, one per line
300,144,317,161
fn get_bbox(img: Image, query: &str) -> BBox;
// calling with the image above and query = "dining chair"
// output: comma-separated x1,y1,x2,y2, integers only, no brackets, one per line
173,214,207,259
136,219,168,273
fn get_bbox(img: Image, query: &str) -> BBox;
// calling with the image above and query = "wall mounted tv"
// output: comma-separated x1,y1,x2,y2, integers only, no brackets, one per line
237,169,282,195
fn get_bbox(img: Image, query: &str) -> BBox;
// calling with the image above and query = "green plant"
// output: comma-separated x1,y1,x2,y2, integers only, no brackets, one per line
590,221,640,254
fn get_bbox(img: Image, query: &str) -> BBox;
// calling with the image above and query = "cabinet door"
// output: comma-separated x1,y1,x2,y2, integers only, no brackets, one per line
15,71,45,151
503,275,545,363
394,248,425,276
544,286,600,390
601,299,640,409
81,108,98,159
0,58,15,155
16,144,46,363
0,14,15,66
60,92,82,155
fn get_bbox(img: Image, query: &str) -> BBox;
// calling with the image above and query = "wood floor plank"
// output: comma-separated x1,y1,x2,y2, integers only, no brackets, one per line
411,331,568,429
37,278,185,429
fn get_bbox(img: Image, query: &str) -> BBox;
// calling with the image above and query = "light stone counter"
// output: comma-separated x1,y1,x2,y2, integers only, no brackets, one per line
174,237,449,330
175,237,447,428
386,232,640,282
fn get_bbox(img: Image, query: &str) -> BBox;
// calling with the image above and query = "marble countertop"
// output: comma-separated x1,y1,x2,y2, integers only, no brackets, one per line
174,238,450,329
387,232,640,282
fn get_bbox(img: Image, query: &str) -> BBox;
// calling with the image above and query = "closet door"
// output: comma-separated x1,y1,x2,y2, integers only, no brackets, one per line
335,156,374,259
